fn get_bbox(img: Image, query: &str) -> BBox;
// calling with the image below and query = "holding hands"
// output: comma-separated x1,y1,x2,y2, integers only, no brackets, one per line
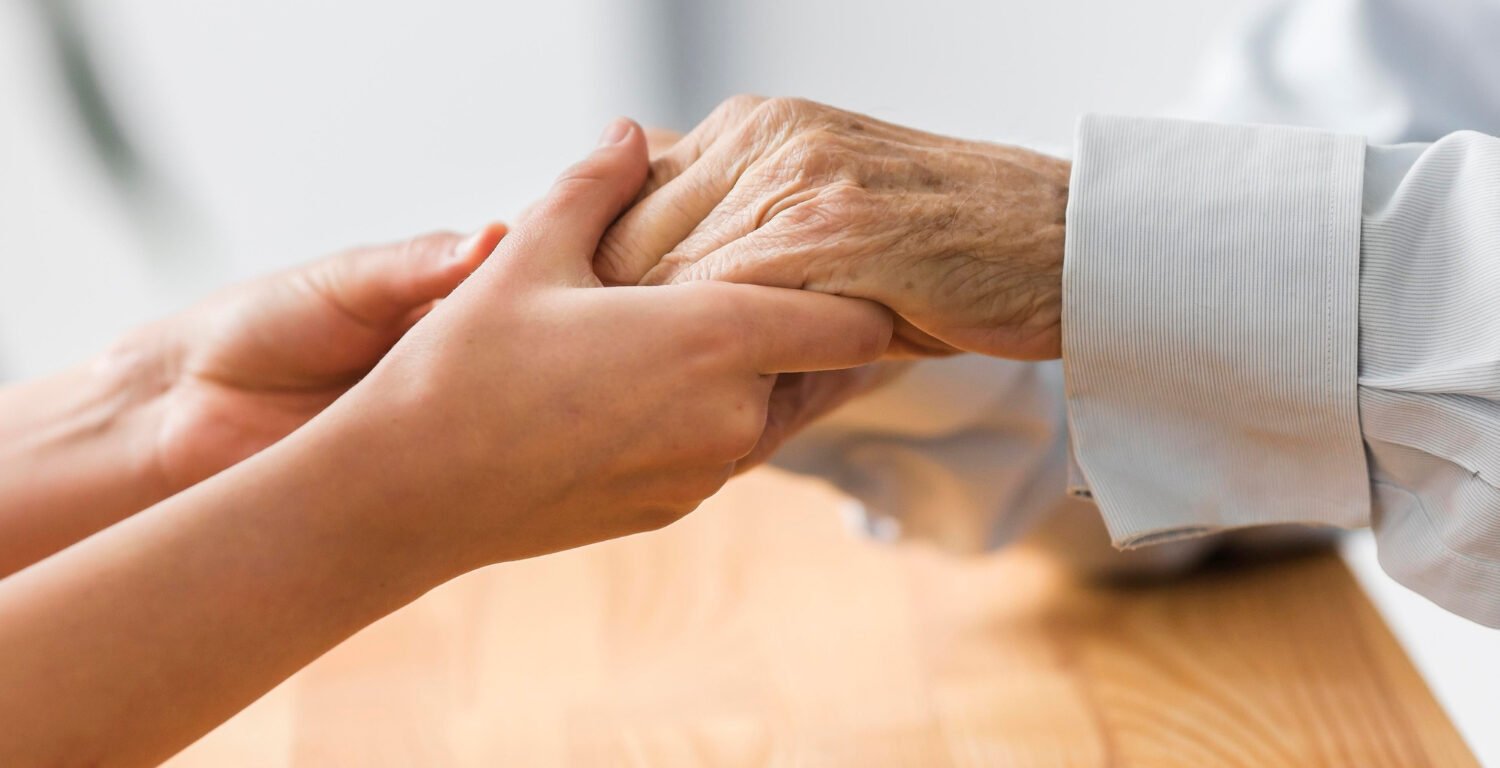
596,95,1071,360
0,205,501,573
0,92,1082,763
1,88,1081,764
139,226,503,493
323,119,893,567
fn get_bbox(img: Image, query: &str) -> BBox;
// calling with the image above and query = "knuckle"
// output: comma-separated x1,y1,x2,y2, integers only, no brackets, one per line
592,233,634,285
715,93,767,121
534,160,630,225
294,257,378,329
538,176,599,216
758,96,815,122
644,155,682,190
549,150,632,203
750,97,814,135
816,179,869,215
788,128,849,175
776,181,867,235
647,249,701,284
553,162,611,193
717,95,774,126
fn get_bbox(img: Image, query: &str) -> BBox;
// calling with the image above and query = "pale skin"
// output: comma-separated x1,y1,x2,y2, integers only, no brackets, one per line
625,124,920,455
597,95,1072,360
0,119,892,765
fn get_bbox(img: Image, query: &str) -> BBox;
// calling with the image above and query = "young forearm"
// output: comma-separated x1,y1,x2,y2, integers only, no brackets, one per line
0,348,172,576
0,408,443,767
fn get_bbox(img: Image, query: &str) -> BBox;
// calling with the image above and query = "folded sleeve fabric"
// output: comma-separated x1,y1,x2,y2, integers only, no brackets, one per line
769,355,1084,555
1064,114,1500,626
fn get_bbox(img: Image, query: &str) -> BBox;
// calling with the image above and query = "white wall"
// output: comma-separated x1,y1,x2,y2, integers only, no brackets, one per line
666,0,1263,148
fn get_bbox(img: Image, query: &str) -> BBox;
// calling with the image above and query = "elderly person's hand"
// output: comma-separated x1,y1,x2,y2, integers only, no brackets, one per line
595,96,1071,360
624,124,915,469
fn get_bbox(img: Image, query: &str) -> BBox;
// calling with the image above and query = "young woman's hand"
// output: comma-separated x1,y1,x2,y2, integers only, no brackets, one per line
0,211,499,576
127,227,503,493
310,118,893,569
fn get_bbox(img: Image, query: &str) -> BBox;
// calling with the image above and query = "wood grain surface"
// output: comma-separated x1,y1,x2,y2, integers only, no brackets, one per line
167,469,1478,767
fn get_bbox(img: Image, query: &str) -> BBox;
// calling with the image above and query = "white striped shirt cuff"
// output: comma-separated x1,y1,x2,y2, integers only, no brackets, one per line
1061,114,1370,548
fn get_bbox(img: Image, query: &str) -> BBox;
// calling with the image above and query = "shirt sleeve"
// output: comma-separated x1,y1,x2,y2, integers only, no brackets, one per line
768,355,1080,553
1064,114,1500,627
1359,133,1500,626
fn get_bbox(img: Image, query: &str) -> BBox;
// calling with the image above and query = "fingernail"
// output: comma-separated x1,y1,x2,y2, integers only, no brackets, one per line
451,231,482,260
597,118,632,146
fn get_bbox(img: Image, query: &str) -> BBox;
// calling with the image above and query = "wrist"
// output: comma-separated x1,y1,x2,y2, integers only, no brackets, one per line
233,416,462,601
95,322,184,500
272,379,494,585
0,329,179,574
979,144,1069,359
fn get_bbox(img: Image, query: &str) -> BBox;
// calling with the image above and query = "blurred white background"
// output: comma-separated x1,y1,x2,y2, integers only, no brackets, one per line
0,0,1493,762
0,0,1259,379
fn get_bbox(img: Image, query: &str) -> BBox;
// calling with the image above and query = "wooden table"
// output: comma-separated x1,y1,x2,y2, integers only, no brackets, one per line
167,470,1477,767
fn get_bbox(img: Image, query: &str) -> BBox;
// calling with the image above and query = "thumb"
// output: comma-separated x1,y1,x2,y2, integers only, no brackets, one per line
505,118,649,282
306,223,506,328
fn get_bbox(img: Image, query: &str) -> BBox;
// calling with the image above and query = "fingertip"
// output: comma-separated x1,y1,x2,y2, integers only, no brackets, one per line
597,117,634,147
595,118,650,190
394,224,505,303
450,221,508,266
857,301,897,361
513,118,652,273
567,118,647,182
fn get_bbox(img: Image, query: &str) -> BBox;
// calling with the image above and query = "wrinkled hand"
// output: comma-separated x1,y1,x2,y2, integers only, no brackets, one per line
622,125,913,471
596,95,1070,359
109,229,501,493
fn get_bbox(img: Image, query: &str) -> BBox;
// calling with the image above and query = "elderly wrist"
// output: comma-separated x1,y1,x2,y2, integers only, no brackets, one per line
964,144,1069,359
1011,149,1068,358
